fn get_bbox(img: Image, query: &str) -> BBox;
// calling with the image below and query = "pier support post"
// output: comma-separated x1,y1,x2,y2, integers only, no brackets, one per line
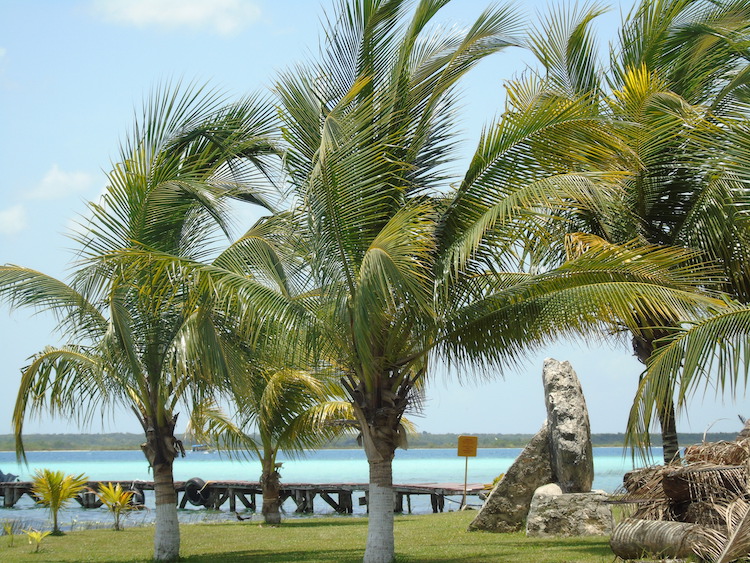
293,490,315,513
394,492,404,513
76,491,103,509
320,491,354,514
340,491,353,513
430,493,445,513
3,486,22,508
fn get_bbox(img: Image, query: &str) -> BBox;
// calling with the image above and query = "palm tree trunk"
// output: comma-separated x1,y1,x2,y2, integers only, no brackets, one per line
140,416,182,562
354,405,400,563
261,457,282,525
633,333,681,463
153,459,180,561
365,455,395,563
345,372,413,563
52,508,60,535
658,396,680,464
611,518,704,560
737,417,750,440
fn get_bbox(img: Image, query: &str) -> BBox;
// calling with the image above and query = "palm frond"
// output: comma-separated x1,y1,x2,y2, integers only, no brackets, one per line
0,266,106,341
186,400,261,460
13,346,114,460
438,237,721,377
528,1,607,97
628,302,750,449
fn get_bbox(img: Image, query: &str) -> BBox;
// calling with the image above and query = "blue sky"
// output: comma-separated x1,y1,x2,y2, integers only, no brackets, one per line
0,0,745,439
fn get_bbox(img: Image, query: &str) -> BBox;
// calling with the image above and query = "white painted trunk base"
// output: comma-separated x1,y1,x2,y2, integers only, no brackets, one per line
364,481,395,563
154,502,180,561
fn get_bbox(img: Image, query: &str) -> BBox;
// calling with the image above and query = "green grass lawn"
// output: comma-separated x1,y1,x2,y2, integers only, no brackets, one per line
0,511,615,562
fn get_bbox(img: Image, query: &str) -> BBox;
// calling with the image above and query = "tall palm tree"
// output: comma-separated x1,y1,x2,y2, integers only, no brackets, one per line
523,0,750,462
628,118,750,448
260,1,719,560
613,0,750,460
0,83,280,561
189,368,354,524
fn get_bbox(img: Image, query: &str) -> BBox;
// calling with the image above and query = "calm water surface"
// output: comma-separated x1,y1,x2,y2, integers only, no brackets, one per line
0,447,644,530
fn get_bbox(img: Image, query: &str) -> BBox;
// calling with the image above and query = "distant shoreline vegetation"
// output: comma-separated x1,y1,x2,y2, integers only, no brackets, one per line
0,432,740,451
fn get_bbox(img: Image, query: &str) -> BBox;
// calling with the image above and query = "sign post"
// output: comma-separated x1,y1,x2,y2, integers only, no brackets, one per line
457,435,478,509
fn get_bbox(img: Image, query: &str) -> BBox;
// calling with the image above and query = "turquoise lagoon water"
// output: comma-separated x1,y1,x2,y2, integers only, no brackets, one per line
0,447,644,530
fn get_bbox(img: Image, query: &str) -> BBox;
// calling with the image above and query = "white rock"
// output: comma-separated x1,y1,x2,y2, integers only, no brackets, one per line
526,486,612,537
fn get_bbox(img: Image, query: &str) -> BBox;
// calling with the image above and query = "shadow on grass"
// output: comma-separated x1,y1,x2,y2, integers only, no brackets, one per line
388,542,613,563
493,538,613,559
253,518,370,529
180,548,364,562
508,537,610,548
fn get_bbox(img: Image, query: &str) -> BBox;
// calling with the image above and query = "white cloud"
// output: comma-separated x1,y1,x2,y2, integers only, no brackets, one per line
27,165,94,201
0,47,6,58
91,0,261,36
0,204,27,235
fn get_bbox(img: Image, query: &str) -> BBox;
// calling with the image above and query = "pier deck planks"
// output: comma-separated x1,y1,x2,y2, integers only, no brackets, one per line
0,480,486,513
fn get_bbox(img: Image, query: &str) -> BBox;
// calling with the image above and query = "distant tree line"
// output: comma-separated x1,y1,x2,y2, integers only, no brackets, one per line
0,431,739,451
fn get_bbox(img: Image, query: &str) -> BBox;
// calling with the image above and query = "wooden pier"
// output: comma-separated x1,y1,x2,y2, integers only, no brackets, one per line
0,480,486,514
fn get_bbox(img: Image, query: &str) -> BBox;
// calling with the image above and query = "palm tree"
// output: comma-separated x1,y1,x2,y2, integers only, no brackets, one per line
0,83,280,561
523,0,750,462
96,482,136,531
30,469,88,535
612,0,750,461
259,1,719,559
629,120,750,448
189,368,354,524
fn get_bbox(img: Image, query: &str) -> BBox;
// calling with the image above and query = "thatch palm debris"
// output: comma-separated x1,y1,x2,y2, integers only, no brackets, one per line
611,433,750,561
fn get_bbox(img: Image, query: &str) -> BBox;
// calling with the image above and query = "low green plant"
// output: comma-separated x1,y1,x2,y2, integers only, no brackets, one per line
95,483,135,531
22,529,51,553
30,469,88,535
2,519,18,547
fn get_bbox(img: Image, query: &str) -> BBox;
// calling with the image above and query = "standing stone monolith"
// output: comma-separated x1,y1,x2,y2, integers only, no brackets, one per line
468,422,554,532
543,358,594,492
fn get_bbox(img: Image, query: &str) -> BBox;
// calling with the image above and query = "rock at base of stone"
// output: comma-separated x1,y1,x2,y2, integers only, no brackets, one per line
525,483,613,537
543,358,594,493
468,422,553,533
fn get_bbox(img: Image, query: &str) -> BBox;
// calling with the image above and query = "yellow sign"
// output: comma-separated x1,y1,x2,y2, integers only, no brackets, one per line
457,435,478,457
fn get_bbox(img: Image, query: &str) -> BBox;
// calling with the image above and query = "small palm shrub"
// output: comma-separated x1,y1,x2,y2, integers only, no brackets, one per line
31,469,88,535
2,519,20,546
22,529,51,553
96,482,135,531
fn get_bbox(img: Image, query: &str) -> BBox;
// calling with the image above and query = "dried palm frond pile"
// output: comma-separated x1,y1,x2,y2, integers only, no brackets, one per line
611,429,750,562
685,441,750,466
